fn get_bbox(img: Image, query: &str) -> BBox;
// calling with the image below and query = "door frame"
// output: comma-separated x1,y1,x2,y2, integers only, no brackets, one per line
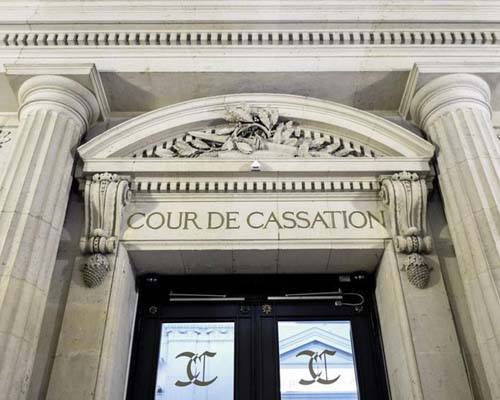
126,273,389,400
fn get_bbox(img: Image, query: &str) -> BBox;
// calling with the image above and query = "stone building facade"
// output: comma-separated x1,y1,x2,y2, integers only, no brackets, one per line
0,1,499,399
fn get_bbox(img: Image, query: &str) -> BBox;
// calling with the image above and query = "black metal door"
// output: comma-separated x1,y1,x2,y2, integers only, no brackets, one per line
127,274,389,400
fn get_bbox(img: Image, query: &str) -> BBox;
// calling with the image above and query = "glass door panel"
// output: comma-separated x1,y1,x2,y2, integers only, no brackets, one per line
278,321,359,400
155,322,235,400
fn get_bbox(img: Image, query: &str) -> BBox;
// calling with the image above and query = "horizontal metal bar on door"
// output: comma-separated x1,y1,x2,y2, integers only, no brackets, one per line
169,292,245,302
169,297,246,302
269,291,343,301
268,295,343,301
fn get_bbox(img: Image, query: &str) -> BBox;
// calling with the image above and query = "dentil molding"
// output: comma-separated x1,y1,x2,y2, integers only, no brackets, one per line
1,30,498,49
2,33,500,74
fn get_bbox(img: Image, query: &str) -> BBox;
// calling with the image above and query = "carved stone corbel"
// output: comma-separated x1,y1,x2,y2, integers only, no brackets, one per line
380,172,433,288
80,172,131,287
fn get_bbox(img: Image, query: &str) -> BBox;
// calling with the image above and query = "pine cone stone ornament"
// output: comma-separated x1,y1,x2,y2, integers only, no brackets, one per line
81,253,110,288
404,254,432,289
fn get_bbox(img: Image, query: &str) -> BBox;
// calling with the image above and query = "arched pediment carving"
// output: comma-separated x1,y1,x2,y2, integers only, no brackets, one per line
131,103,381,160
78,94,434,161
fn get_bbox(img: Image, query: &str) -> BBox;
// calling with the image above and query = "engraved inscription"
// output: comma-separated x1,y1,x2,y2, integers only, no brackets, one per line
127,210,385,231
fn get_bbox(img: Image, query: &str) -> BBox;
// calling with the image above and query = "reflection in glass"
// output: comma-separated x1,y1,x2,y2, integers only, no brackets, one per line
155,322,234,400
278,321,359,400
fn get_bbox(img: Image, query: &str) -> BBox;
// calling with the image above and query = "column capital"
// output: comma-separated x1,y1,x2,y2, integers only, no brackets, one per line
18,75,100,133
410,73,491,130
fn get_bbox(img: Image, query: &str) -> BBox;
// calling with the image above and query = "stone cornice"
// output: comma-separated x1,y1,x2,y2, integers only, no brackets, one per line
1,1,500,23
1,29,499,74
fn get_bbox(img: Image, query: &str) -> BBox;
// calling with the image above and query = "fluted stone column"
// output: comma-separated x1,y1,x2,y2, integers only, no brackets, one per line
411,74,500,399
0,75,99,399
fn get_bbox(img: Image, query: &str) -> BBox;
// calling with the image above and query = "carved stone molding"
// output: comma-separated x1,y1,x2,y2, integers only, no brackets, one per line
80,172,131,287
380,171,433,288
131,177,381,194
0,30,499,50
143,103,370,159
380,171,432,253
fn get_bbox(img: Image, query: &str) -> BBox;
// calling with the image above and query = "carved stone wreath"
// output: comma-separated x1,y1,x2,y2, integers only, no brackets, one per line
150,104,367,159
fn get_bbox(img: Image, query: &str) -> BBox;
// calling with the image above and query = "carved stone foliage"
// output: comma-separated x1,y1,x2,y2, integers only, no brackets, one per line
148,104,369,159
0,130,12,149
380,171,432,253
80,173,131,287
380,172,433,289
